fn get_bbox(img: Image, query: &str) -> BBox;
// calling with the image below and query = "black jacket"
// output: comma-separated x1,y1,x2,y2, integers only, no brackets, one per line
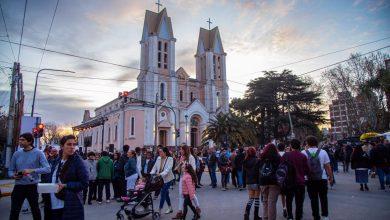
351,151,371,169
243,157,259,185
235,151,245,171
208,152,217,167
141,159,155,175
258,156,280,186
370,144,390,168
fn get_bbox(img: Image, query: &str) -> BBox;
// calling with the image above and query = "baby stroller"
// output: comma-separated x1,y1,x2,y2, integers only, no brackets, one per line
116,174,164,220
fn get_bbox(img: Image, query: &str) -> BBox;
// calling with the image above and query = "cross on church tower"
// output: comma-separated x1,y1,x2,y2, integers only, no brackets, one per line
207,18,212,30
156,0,162,13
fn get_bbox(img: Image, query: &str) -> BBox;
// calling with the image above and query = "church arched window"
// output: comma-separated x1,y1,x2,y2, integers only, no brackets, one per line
180,90,183,102
160,83,165,100
213,55,217,79
216,92,220,108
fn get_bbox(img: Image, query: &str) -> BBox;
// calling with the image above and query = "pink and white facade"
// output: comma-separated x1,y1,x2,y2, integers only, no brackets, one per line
74,8,229,152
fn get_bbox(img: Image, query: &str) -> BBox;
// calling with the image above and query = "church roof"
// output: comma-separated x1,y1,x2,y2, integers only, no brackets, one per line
196,27,224,54
142,8,174,39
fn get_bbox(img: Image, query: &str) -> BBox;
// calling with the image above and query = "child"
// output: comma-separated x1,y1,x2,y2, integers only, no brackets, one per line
182,164,200,220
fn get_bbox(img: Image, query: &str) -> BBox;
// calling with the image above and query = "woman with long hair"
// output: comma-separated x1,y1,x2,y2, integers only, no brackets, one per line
351,145,371,191
42,135,88,220
259,143,281,220
243,147,261,220
150,147,174,214
218,148,231,191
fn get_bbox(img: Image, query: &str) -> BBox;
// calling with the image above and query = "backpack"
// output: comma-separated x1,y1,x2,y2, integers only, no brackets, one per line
260,159,275,179
276,155,296,192
306,149,323,181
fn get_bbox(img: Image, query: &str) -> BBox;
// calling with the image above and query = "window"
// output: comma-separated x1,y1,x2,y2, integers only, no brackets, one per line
95,131,98,144
190,92,194,102
114,125,118,141
130,117,135,136
160,83,165,100
158,41,168,69
107,126,111,142
180,90,183,102
213,55,216,79
216,92,220,108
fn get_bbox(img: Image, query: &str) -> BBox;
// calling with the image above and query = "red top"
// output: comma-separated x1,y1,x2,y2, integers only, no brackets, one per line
282,151,310,186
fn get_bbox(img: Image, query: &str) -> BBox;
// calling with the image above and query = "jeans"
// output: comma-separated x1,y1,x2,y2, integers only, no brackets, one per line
221,172,229,188
307,180,328,220
159,181,172,209
112,178,122,199
231,168,237,187
97,179,111,201
286,185,305,220
126,174,138,191
237,170,244,187
10,184,41,220
208,165,217,187
83,180,97,203
261,185,280,220
376,167,390,189
196,170,203,185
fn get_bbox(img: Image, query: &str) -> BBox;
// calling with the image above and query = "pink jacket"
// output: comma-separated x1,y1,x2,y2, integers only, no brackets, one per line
182,172,196,200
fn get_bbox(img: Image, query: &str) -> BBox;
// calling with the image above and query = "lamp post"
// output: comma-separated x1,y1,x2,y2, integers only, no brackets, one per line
185,115,188,145
31,69,75,117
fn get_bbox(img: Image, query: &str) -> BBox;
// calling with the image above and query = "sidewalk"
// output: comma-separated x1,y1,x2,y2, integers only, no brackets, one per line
0,179,14,197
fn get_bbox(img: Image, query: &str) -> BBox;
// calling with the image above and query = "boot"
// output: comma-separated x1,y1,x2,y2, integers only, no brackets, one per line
244,213,249,220
360,184,364,191
172,212,183,219
364,184,369,191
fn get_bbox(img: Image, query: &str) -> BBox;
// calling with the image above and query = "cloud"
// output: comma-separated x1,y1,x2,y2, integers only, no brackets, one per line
176,47,195,75
368,0,388,12
353,0,363,7
86,0,148,30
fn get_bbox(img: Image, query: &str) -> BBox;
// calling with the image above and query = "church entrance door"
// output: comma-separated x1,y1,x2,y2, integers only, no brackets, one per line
159,130,167,147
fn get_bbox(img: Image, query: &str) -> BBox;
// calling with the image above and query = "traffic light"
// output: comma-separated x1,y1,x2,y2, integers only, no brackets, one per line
33,123,45,138
176,129,180,138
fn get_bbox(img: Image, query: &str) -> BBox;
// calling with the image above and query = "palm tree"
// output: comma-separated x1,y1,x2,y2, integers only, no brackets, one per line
362,68,390,110
202,113,257,147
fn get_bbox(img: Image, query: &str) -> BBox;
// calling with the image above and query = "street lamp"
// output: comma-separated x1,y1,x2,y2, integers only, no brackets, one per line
31,69,75,117
185,115,188,145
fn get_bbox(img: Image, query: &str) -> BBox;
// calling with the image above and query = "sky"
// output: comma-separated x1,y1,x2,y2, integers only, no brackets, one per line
0,0,389,125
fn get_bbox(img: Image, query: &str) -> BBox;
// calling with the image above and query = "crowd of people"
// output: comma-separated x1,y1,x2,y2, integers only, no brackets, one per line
6,131,390,220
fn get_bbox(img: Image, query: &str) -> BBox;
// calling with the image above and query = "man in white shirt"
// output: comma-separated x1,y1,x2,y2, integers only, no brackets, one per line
301,136,333,220
135,147,143,178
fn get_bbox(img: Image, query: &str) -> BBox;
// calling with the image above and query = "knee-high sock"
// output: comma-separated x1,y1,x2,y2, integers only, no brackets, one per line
245,198,254,214
254,198,260,216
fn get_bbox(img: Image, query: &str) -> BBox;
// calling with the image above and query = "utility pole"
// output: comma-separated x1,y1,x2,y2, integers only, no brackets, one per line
154,93,158,151
5,62,19,169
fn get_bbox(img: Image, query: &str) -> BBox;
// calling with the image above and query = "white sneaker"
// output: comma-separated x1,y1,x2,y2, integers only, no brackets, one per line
165,206,173,214
106,200,111,203
322,217,329,220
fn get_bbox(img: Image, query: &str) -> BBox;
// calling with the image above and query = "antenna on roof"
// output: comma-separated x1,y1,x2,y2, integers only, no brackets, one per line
156,0,162,13
207,18,212,30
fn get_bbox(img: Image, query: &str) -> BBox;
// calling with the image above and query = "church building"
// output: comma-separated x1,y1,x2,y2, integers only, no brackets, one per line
73,8,229,152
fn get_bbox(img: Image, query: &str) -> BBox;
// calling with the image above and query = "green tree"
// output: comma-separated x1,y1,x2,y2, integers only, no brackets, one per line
231,70,326,144
202,112,257,147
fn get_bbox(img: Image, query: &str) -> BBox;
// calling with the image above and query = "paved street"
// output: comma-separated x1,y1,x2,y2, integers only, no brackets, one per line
1,168,390,220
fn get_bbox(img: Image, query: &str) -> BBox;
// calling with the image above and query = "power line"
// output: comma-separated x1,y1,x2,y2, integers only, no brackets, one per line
298,45,390,76
0,2,16,61
17,0,28,62
246,36,390,76
38,0,60,69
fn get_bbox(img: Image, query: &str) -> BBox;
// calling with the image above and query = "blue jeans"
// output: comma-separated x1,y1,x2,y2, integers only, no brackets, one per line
376,167,390,189
209,165,217,187
236,170,243,187
159,181,172,209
